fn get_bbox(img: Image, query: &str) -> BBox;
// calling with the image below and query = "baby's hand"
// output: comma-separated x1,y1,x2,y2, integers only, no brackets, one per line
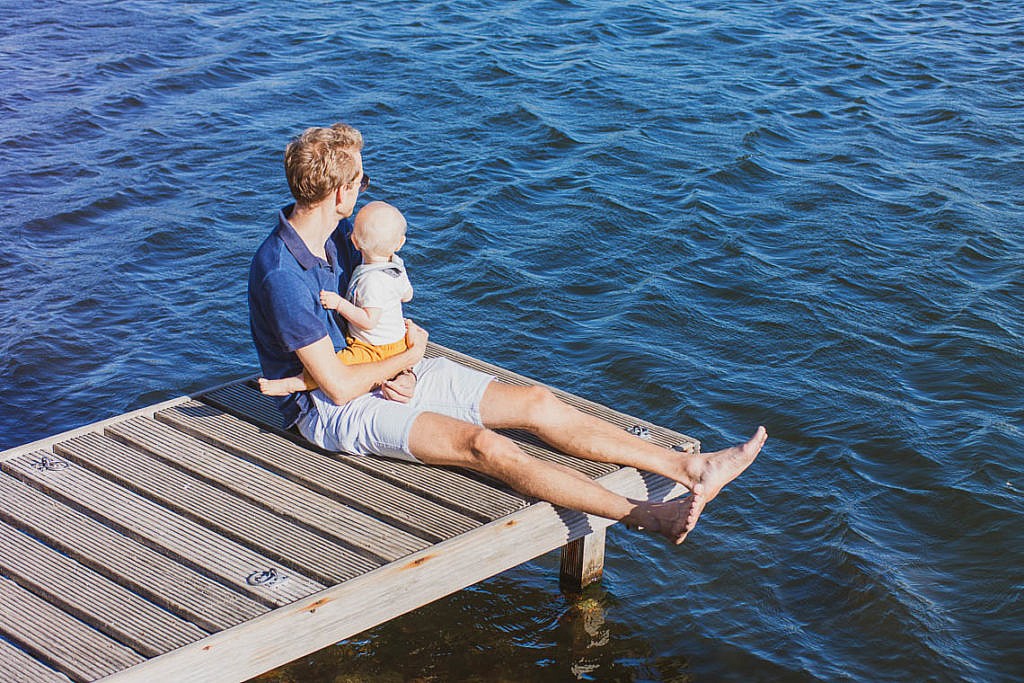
319,290,343,310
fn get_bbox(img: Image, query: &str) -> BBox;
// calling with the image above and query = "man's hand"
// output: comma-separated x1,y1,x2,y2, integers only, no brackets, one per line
381,320,428,403
381,369,417,403
404,319,428,359
319,290,343,311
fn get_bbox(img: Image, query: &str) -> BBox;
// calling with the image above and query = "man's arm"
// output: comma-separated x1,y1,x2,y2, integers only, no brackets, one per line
296,321,428,405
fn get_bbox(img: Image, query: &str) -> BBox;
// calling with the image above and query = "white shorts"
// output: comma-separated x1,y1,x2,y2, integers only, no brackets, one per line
294,357,494,462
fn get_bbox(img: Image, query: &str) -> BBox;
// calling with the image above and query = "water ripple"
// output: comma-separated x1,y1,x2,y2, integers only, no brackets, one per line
2,0,1023,680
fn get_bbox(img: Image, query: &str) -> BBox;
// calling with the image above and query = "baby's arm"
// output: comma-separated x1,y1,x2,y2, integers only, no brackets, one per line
320,290,381,331
401,285,413,303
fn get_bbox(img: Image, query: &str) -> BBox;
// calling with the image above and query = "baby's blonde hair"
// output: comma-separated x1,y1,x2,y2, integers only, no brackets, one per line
352,201,407,257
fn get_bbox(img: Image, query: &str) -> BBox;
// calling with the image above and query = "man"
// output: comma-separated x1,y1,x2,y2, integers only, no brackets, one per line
248,123,766,544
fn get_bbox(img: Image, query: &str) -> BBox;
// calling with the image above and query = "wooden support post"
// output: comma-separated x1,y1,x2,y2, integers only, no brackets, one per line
559,527,606,590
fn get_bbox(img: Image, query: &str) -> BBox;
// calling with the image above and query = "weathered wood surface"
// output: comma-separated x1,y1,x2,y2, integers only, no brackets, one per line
560,526,608,590
0,577,144,682
0,474,266,632
0,635,72,683
0,343,699,683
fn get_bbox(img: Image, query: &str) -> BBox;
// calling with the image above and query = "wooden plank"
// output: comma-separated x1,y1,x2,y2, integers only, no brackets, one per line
0,520,206,658
106,416,441,557
0,577,143,683
53,432,381,586
0,638,70,683
199,340,699,497
96,467,688,683
197,385,529,519
157,399,526,528
195,385,531,519
423,343,701,453
213,378,615,480
202,383,282,429
496,427,616,479
0,473,265,633
0,396,194,465
2,451,322,607
0,374,259,465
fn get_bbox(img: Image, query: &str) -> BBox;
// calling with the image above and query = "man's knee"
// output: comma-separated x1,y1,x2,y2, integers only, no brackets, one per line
466,427,521,469
520,385,563,427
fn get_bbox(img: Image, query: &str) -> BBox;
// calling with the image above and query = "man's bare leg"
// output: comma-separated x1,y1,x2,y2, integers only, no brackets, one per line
406,412,706,544
479,382,767,538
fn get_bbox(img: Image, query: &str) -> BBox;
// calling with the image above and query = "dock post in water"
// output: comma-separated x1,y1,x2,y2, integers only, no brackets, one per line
560,527,606,590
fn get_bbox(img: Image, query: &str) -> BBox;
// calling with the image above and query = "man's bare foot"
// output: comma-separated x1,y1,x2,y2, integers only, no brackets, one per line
258,376,307,396
630,485,707,544
675,426,766,503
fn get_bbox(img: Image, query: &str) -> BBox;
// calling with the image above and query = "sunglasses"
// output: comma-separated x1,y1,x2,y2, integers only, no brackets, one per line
358,172,370,192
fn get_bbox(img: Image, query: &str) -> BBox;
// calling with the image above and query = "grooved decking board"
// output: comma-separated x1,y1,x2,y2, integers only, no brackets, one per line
95,466,689,683
220,379,616,480
423,343,700,454
0,474,265,633
0,521,206,658
0,342,702,683
0,576,144,683
205,376,615,480
107,415,461,552
1,452,322,606
0,638,69,683
157,399,527,526
54,432,381,585
199,384,530,519
172,393,504,536
496,428,615,479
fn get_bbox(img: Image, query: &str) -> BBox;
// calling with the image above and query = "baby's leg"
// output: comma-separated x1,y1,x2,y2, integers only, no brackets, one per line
258,346,370,396
258,372,316,396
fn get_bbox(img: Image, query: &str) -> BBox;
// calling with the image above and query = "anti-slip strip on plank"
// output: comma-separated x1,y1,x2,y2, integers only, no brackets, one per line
2,452,323,607
0,472,266,632
53,433,380,586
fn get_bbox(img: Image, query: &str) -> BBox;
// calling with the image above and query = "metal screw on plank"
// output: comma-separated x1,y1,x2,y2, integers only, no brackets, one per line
627,425,650,439
30,456,70,471
247,568,288,586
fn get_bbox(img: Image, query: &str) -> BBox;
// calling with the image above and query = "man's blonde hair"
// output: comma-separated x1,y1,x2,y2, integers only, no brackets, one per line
284,123,364,206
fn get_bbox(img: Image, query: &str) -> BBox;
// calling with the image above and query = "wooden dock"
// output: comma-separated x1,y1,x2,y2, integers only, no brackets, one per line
0,343,698,683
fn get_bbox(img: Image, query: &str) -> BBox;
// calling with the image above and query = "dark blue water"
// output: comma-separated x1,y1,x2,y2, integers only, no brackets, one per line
2,1,1022,681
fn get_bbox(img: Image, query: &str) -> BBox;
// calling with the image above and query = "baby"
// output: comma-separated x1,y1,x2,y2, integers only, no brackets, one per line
259,200,414,396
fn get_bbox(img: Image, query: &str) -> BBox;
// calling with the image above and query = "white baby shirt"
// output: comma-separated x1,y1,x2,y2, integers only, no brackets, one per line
344,256,412,346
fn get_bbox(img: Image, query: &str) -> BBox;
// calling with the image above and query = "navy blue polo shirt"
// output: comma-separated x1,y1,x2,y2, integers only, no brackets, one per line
248,206,360,428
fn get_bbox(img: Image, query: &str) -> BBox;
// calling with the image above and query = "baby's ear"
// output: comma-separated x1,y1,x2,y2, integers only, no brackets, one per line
397,235,407,250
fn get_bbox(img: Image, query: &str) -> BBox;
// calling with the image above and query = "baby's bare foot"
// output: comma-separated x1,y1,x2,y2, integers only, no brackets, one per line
258,376,305,396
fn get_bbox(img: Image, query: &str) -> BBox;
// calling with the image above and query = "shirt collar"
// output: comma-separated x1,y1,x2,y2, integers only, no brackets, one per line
276,205,338,270
351,254,404,276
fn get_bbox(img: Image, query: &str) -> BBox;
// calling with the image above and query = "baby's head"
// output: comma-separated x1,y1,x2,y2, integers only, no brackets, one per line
352,201,407,259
